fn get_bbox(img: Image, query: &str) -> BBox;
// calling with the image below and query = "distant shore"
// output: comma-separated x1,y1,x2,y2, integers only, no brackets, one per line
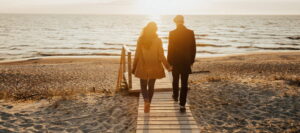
0,51,299,132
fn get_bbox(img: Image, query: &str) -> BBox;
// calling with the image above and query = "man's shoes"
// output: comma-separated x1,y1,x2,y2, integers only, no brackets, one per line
180,106,186,113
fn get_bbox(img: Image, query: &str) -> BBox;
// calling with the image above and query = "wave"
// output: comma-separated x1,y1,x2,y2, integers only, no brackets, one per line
78,47,122,50
104,43,136,47
80,42,94,45
287,36,300,40
197,43,231,47
13,45,30,47
37,52,120,56
41,47,122,51
237,46,300,50
42,47,71,49
255,47,300,50
196,51,218,54
104,43,122,46
265,22,277,25
196,37,219,41
195,34,209,37
276,43,300,46
7,53,22,56
9,47,21,50
237,46,253,49
0,34,9,36
44,28,56,31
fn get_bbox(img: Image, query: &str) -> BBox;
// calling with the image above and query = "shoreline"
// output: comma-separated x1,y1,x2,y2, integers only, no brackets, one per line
1,51,299,65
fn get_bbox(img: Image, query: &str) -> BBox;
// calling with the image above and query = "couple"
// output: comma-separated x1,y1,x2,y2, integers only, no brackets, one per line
132,15,196,113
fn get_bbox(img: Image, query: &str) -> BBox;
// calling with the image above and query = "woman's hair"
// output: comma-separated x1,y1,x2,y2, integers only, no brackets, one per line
138,21,158,49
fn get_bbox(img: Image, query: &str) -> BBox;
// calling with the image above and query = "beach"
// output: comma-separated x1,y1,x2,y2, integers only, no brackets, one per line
0,52,300,132
189,52,300,132
0,58,138,132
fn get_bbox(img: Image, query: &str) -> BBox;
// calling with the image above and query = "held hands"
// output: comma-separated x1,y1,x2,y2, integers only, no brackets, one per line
167,66,173,72
132,68,136,73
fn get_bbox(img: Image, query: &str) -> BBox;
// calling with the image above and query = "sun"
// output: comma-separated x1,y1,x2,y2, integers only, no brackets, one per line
136,0,179,15
136,0,207,15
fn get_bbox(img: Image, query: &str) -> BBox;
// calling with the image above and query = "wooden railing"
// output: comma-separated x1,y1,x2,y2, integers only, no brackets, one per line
116,45,132,92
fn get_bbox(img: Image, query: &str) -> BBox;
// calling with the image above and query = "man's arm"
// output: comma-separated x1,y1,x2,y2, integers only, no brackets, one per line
158,39,172,71
167,32,174,66
190,31,196,65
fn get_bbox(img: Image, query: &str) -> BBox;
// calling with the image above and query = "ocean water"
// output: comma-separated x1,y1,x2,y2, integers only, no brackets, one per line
0,14,299,61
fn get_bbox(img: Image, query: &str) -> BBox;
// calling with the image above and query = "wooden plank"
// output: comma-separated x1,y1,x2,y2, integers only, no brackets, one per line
138,101,185,104
130,88,172,93
139,99,175,102
137,116,195,121
138,106,191,110
136,129,200,133
136,92,200,132
138,112,193,117
138,106,181,110
136,124,199,129
129,71,172,93
138,109,192,112
138,104,190,107
137,120,197,125
138,96,173,99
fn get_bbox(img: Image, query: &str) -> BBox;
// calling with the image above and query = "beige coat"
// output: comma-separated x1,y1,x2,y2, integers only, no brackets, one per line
132,38,171,80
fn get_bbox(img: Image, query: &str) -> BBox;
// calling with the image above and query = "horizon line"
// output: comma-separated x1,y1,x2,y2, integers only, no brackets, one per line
0,13,300,16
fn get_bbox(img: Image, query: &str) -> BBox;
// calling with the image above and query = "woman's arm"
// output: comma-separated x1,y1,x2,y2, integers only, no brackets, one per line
158,39,172,71
132,40,140,73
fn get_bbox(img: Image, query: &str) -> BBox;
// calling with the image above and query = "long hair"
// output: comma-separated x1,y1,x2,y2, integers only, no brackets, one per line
138,22,158,49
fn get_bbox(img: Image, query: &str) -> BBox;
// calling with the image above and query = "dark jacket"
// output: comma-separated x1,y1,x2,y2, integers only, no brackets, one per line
167,25,196,74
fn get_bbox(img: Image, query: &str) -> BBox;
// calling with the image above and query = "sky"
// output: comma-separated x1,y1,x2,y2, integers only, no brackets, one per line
0,0,299,15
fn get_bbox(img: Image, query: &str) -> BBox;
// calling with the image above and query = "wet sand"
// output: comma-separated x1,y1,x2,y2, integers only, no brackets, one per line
0,52,300,132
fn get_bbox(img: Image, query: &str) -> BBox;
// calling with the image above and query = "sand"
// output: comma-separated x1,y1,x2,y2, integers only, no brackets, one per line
0,52,300,132
0,57,138,132
189,52,300,132
0,93,138,133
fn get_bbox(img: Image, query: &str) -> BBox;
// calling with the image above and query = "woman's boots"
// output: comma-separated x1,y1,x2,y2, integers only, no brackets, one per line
144,101,150,113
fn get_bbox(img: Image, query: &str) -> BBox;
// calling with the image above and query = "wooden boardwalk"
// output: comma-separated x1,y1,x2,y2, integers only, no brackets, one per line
116,45,200,132
136,92,200,133
127,72,172,93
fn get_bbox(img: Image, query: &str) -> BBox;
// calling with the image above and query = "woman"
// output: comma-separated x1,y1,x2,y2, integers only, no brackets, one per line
132,22,172,113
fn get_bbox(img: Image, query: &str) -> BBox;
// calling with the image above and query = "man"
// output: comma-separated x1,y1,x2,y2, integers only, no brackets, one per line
168,15,196,113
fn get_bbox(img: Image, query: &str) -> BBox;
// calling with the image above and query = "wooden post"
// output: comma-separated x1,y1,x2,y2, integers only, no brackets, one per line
128,52,132,89
116,48,125,93
116,45,133,93
122,48,126,73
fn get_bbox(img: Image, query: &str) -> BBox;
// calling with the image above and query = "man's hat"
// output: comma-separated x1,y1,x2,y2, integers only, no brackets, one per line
173,15,184,24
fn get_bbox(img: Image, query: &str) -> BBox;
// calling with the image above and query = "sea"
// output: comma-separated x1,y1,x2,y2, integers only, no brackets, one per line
0,14,299,61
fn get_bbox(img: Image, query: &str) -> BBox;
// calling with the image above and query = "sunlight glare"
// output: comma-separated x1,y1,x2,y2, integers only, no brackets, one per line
136,0,207,15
